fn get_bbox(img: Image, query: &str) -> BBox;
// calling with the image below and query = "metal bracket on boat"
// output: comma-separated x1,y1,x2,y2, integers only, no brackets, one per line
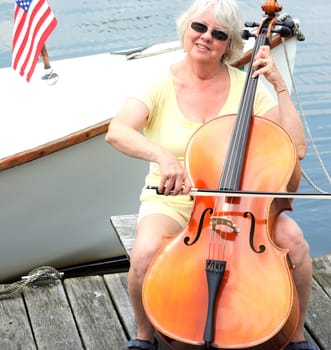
41,68,59,85
21,266,64,288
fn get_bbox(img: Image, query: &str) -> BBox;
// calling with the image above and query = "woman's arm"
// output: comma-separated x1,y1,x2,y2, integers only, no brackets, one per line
105,98,192,195
105,98,166,162
253,46,307,160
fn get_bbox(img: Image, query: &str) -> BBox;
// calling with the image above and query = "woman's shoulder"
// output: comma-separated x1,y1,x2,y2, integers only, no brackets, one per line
226,64,247,96
145,69,172,94
226,64,247,80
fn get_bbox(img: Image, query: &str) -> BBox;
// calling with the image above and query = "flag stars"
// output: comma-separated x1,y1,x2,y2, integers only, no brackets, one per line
16,0,32,12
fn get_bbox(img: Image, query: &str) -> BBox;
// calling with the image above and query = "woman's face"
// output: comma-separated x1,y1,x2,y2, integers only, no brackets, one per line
183,10,230,65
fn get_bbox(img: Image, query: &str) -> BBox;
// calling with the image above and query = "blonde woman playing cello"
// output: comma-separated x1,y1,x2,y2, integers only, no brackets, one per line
106,0,315,349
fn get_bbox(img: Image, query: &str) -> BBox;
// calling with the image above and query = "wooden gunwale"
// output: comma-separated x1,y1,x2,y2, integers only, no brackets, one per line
0,119,110,171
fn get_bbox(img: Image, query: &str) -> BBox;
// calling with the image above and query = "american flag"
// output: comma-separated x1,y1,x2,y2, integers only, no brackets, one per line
12,0,57,82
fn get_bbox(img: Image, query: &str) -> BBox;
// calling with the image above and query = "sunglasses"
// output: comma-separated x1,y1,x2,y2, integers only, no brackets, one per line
190,21,228,41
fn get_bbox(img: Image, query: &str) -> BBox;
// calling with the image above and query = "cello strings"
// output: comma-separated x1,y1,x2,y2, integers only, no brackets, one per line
224,33,266,190
210,33,267,261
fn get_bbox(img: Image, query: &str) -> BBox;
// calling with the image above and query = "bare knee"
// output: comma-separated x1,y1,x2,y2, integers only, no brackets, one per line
130,231,160,281
129,214,182,281
274,213,311,264
130,243,157,282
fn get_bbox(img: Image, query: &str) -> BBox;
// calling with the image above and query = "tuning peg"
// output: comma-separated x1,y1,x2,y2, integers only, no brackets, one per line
272,25,292,37
244,21,260,28
241,29,256,40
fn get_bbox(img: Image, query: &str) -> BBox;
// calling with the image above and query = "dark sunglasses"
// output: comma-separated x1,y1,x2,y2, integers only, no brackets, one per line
190,21,228,41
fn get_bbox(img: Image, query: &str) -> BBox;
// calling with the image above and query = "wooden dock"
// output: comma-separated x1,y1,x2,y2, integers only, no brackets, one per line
0,214,330,350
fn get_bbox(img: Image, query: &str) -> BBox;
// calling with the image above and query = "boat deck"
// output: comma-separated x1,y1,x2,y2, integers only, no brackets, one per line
0,214,330,350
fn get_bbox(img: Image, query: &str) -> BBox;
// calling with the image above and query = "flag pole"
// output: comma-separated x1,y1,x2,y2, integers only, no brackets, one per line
40,44,58,84
41,44,51,69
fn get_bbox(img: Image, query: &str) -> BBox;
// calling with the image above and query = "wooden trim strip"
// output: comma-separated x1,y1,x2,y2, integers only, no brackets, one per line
0,119,110,171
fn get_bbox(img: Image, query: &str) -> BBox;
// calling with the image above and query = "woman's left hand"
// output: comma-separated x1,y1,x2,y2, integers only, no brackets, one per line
252,46,283,88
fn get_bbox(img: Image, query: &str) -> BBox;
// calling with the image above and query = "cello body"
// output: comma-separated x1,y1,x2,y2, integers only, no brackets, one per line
142,116,300,349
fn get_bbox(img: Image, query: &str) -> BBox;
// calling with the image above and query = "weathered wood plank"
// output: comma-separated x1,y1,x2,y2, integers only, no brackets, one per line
104,273,194,350
312,254,331,297
23,281,83,349
64,275,127,349
104,273,136,339
306,255,331,350
0,286,36,350
306,278,331,350
111,214,137,257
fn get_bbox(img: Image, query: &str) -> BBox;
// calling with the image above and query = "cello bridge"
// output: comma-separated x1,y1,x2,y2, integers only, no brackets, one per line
210,216,240,233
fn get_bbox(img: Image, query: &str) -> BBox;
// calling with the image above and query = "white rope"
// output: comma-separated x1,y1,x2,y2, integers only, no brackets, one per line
279,18,331,193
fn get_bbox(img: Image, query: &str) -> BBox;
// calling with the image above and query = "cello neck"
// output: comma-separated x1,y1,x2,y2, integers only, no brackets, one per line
219,16,275,192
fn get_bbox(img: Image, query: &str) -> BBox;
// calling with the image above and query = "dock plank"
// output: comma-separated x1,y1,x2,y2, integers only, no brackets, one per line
111,214,137,257
104,273,136,340
306,279,331,349
0,286,36,350
312,254,331,297
23,280,83,350
64,275,127,349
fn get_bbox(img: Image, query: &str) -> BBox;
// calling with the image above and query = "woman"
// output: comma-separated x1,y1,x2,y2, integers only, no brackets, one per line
105,0,315,349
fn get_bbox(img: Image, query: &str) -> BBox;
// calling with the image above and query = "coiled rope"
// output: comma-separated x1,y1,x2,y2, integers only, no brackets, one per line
0,266,63,300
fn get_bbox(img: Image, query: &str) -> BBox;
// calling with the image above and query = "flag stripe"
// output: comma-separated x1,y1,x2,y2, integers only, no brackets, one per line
14,1,49,70
26,12,57,81
12,0,43,68
12,0,57,82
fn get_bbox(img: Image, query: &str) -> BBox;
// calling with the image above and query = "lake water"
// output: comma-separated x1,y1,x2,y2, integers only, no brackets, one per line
0,0,330,257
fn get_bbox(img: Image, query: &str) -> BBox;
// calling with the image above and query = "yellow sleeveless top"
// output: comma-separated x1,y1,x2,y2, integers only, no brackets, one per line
134,65,276,225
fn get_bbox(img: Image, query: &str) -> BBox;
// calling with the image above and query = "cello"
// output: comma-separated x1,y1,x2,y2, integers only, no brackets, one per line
142,1,300,349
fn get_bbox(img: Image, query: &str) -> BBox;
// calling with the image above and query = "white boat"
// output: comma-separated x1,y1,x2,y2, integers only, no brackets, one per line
0,19,301,282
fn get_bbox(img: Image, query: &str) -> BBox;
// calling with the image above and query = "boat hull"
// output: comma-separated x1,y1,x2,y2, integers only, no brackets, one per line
0,36,298,282
0,135,146,282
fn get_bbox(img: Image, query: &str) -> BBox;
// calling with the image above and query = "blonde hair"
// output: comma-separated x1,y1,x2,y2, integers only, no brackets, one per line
177,0,244,63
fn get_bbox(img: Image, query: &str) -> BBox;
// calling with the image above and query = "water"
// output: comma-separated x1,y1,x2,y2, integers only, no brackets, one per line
0,0,330,257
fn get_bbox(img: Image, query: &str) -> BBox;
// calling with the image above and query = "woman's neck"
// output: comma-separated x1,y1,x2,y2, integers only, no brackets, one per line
172,58,227,89
180,56,226,81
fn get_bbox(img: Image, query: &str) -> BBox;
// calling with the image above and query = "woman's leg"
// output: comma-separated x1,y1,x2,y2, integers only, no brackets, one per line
273,213,313,342
128,214,183,343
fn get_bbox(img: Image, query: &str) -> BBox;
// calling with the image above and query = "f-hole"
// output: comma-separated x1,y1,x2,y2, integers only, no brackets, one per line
244,211,266,253
184,207,213,246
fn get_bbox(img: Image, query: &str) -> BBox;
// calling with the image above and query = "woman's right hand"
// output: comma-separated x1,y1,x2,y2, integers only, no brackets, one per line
158,151,192,196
